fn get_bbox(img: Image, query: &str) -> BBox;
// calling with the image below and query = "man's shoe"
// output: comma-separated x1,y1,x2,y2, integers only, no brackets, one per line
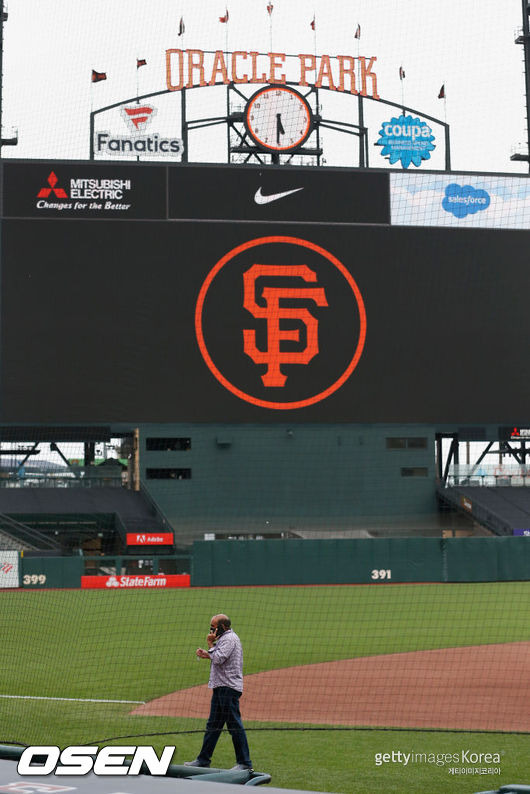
230,764,253,771
184,759,210,768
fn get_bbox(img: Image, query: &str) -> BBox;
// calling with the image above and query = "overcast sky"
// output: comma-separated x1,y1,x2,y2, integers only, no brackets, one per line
1,0,527,173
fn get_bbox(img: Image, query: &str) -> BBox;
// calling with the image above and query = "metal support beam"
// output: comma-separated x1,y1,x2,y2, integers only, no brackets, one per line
442,435,458,484
516,0,530,169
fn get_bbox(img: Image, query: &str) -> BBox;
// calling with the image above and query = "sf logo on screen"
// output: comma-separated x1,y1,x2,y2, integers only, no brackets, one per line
195,236,366,409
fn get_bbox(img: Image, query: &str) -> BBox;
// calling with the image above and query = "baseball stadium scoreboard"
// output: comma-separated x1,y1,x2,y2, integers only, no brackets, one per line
1,159,529,425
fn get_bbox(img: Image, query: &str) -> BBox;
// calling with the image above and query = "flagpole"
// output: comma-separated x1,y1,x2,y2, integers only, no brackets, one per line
225,13,229,65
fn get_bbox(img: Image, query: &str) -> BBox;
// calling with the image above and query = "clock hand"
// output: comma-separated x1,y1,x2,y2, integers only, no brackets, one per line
276,113,285,146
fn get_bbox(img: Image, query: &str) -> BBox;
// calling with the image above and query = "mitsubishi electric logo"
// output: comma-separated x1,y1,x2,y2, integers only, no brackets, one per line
5,161,165,218
35,169,133,212
37,171,68,199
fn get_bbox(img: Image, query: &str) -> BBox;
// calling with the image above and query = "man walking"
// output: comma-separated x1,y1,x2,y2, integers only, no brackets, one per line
185,614,253,771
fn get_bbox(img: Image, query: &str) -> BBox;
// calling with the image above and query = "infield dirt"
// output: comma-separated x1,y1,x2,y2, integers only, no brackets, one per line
133,641,530,732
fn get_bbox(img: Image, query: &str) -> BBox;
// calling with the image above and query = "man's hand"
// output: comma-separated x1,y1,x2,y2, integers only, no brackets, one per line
207,632,217,648
196,647,210,659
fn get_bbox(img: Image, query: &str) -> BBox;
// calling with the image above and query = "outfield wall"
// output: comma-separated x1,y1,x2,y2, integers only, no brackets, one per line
5,537,530,588
191,537,530,586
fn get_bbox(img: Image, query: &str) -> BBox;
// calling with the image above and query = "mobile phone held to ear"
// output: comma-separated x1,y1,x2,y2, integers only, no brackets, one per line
215,624,226,637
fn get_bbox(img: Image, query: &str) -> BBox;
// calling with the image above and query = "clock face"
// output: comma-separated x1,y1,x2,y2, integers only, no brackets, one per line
245,86,313,152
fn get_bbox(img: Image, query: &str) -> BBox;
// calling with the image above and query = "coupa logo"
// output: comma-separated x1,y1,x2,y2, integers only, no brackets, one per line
195,236,366,410
37,171,68,199
376,114,435,168
442,183,491,218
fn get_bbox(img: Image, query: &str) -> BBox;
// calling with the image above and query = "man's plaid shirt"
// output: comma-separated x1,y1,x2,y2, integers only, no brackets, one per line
207,629,244,691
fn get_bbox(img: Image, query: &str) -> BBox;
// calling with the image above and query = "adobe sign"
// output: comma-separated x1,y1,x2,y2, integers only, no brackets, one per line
126,532,174,545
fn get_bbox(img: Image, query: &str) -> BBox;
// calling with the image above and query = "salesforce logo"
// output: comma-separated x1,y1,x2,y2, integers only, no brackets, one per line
442,183,491,218
376,114,435,169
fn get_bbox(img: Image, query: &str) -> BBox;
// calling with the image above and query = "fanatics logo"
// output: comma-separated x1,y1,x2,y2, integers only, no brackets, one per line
121,104,157,132
195,235,366,410
37,171,68,199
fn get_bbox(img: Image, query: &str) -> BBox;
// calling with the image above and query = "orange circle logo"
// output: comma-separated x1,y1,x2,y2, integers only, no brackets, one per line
195,236,366,410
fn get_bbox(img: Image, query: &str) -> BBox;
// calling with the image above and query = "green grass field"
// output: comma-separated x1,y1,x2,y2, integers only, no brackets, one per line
1,582,529,792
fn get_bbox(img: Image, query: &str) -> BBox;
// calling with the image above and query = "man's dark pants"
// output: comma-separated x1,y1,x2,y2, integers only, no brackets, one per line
197,686,252,767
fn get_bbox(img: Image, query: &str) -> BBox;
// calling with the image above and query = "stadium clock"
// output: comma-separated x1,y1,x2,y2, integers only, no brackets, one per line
244,86,313,152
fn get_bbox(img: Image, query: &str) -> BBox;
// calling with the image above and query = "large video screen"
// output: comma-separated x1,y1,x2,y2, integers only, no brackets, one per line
1,161,529,423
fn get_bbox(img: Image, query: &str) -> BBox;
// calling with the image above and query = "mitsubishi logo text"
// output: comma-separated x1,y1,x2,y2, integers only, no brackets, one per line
243,264,328,387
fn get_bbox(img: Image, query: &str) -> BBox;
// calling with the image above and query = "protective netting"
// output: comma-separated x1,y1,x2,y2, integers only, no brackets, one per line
0,0,526,173
1,582,529,753
1,3,530,791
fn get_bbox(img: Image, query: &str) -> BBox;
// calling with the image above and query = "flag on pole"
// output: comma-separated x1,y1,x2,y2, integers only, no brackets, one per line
136,58,147,69
438,84,445,99
91,69,107,83
399,66,405,80
310,14,315,30
354,24,361,39
178,17,185,35
219,9,229,22
266,3,273,15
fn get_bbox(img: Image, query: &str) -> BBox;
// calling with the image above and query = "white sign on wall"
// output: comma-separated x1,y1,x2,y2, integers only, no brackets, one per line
0,551,19,588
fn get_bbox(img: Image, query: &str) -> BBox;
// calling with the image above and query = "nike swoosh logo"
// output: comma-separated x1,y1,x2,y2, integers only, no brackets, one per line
254,186,304,205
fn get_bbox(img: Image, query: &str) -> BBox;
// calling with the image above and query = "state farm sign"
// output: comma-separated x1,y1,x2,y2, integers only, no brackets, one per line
81,574,190,589
126,532,174,545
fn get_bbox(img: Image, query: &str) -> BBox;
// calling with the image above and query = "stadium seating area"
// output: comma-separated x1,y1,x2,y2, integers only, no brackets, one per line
439,486,530,535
